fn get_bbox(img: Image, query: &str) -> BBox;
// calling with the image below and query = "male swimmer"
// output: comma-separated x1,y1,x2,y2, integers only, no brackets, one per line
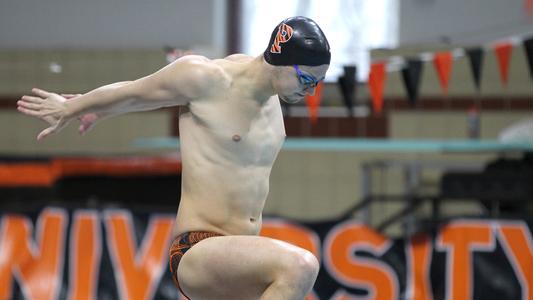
18,16,330,300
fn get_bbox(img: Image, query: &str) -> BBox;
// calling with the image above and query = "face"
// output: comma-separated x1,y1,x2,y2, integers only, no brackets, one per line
274,64,329,103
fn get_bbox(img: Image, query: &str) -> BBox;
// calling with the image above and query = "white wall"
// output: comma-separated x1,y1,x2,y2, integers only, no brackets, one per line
0,0,226,56
240,0,398,81
399,0,533,46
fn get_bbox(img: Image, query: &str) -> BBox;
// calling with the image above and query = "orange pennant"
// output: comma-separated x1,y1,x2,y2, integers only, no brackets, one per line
494,42,513,87
433,52,453,95
526,0,533,14
368,62,386,114
305,82,323,124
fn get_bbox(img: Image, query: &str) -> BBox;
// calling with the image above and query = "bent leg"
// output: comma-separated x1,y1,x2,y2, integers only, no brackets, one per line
176,235,319,300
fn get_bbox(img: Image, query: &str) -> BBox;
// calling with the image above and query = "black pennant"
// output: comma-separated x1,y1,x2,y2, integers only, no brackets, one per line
466,47,484,91
337,65,357,117
523,37,533,80
401,59,423,106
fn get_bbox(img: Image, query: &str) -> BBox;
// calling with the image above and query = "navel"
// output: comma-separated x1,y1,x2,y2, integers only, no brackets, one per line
232,134,241,142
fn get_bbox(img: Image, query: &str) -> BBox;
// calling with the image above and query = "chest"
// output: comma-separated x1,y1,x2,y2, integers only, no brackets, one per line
183,95,286,165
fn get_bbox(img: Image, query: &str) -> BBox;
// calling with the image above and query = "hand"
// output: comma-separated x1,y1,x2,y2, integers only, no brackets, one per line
18,88,71,140
61,93,100,135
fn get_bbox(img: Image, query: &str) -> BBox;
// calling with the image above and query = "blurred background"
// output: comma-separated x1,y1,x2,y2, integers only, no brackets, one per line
1,0,533,299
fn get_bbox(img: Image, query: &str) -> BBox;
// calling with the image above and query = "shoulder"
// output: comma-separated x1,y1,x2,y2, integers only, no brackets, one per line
171,55,229,82
223,54,254,62
165,55,231,96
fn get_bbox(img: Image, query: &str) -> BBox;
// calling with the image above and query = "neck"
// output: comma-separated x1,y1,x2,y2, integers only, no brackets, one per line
244,56,277,103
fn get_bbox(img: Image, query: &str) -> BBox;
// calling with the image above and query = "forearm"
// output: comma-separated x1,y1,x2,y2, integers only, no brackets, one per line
101,81,132,89
64,81,144,119
84,81,130,118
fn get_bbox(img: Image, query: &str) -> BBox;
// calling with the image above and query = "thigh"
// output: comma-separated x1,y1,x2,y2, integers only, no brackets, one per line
177,235,310,300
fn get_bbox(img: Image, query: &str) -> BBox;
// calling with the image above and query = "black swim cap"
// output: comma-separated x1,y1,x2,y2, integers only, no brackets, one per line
264,16,331,66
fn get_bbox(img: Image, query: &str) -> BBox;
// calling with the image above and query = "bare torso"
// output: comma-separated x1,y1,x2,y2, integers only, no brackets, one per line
19,18,328,299
174,55,286,236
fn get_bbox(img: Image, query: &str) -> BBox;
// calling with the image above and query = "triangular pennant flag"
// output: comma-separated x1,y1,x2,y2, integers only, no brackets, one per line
305,82,324,124
338,65,357,117
466,47,484,91
494,42,513,87
523,37,533,80
433,52,453,95
368,62,386,114
401,59,423,106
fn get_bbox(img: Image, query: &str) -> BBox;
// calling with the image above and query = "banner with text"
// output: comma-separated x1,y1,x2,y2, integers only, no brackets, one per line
0,206,531,300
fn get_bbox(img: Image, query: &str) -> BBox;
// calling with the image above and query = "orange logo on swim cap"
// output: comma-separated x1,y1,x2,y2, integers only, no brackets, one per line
270,23,294,54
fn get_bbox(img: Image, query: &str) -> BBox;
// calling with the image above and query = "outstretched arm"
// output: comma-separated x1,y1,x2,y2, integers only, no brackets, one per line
18,55,225,140
61,81,132,134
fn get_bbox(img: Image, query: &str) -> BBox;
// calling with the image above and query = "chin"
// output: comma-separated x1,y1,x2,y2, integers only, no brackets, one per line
279,95,303,104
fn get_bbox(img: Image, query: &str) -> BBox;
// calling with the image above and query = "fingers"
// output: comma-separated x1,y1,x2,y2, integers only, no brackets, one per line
79,123,92,135
20,95,43,103
32,88,52,98
18,95,45,115
17,106,43,117
17,101,54,117
79,118,96,135
17,100,41,110
78,113,98,134
37,119,68,140
37,126,56,141
18,101,58,123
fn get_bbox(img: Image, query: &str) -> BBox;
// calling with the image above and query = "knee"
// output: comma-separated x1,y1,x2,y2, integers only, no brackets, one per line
279,248,320,284
298,250,320,280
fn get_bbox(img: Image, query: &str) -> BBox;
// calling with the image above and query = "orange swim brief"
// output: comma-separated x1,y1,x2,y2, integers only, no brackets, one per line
169,231,222,298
